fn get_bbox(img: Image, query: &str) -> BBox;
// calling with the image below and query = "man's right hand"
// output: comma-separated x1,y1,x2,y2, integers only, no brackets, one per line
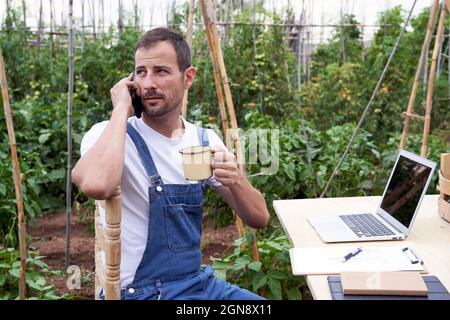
110,73,136,117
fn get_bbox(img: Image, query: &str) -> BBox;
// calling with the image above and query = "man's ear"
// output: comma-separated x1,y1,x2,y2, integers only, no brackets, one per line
184,66,197,89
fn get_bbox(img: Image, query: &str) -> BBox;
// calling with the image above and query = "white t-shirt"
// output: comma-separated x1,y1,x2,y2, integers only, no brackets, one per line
80,116,226,288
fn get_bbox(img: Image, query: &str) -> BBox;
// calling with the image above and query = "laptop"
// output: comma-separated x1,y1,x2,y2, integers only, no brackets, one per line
308,150,436,243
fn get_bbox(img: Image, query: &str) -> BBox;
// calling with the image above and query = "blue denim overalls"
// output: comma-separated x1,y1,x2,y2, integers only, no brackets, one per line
117,122,263,300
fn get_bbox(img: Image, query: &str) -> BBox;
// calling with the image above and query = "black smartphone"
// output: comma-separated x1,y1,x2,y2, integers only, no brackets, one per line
130,72,143,118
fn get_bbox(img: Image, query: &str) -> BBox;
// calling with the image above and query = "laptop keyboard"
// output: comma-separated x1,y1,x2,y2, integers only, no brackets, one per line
339,214,396,238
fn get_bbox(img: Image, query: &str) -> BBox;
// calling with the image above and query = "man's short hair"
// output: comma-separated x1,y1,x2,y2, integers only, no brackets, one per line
135,27,191,72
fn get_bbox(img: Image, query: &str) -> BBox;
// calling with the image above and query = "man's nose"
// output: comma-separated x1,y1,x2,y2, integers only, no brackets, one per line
142,73,158,90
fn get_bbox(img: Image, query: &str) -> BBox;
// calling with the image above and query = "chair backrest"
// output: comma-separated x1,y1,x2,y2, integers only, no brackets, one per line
94,187,121,300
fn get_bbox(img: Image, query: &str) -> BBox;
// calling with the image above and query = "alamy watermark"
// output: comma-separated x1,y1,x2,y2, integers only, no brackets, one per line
175,124,280,176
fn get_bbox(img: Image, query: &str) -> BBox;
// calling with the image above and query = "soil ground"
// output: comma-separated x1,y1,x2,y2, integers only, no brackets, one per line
27,210,237,299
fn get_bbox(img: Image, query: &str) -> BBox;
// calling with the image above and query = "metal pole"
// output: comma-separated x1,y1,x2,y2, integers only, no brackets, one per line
65,0,75,272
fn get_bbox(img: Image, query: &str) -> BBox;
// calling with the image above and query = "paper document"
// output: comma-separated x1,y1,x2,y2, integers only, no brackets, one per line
290,246,425,275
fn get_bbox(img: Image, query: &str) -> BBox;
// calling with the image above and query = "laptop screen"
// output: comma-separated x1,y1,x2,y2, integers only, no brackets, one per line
380,155,432,228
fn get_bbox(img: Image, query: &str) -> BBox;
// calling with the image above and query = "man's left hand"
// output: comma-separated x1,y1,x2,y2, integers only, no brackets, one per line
211,146,241,187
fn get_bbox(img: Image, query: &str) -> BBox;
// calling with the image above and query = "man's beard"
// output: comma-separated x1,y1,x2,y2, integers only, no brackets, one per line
141,90,182,118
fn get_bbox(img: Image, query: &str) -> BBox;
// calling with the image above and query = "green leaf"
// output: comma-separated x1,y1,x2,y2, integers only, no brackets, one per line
248,261,262,272
266,241,285,251
0,274,6,286
214,269,227,280
35,277,46,286
38,133,51,144
252,273,267,291
211,261,231,270
235,256,251,265
46,169,65,181
286,287,302,300
267,270,288,280
8,268,19,278
26,279,43,291
267,277,282,300
0,263,11,269
43,293,61,300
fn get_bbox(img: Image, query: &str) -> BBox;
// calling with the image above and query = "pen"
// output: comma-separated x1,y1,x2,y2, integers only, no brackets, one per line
341,247,363,263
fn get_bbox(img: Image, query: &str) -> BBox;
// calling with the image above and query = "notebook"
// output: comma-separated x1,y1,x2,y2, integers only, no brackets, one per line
328,275,450,300
340,272,428,296
289,245,425,275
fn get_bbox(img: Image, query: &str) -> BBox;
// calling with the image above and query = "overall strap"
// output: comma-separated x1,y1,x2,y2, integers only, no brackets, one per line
196,127,209,147
126,122,161,184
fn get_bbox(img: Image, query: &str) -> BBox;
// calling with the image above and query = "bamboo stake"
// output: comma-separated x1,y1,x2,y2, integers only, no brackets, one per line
200,0,230,147
206,5,262,262
211,23,244,174
398,0,439,152
437,30,445,78
202,2,262,266
200,0,243,237
65,0,75,272
252,0,263,112
181,0,196,120
0,50,27,300
422,2,446,157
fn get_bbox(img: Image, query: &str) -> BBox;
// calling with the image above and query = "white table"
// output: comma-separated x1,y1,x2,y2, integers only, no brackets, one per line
273,195,450,300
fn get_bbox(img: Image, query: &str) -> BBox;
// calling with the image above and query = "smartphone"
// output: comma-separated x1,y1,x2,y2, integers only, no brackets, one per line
130,72,143,118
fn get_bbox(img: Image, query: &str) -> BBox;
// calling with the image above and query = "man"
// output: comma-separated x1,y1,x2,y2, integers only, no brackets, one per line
72,27,269,300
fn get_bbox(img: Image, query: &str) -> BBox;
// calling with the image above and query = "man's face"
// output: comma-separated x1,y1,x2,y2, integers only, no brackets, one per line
134,41,187,118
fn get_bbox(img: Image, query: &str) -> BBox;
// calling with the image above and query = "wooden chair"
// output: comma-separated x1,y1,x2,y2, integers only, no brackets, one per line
438,153,450,222
94,187,121,300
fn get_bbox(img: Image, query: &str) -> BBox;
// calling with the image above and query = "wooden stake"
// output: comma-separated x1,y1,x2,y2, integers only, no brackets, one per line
200,0,244,236
422,2,446,157
181,0,196,120
0,50,27,300
398,0,439,152
200,0,230,147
